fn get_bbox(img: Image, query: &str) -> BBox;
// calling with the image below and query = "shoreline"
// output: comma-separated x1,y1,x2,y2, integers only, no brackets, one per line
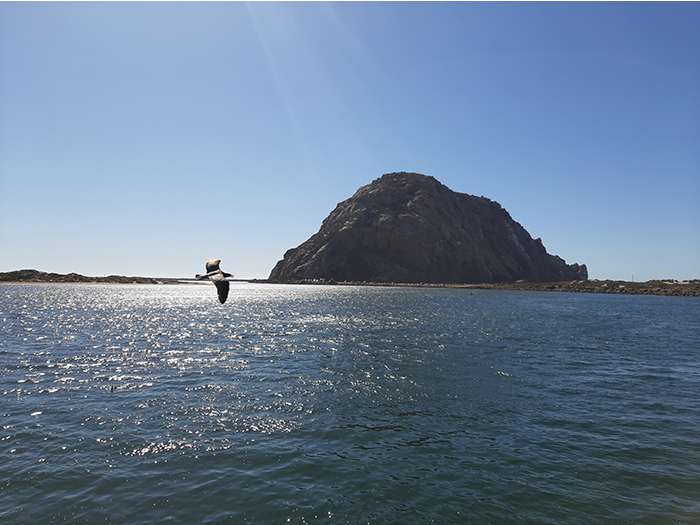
2,272,698,297
265,278,700,297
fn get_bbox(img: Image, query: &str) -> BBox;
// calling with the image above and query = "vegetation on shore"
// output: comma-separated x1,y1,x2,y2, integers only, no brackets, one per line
483,279,700,297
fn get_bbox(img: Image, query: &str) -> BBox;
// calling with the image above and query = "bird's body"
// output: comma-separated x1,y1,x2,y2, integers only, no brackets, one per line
196,258,232,304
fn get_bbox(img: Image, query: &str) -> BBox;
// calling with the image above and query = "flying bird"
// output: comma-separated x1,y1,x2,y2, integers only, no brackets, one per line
195,258,233,304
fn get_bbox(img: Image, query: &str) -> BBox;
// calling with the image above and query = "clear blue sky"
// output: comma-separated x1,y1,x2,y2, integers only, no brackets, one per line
1,2,698,281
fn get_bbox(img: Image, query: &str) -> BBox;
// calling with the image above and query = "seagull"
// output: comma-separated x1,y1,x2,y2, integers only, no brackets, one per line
195,258,233,304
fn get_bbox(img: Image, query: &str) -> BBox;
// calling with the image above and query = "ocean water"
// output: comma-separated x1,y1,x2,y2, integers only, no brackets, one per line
1,283,699,524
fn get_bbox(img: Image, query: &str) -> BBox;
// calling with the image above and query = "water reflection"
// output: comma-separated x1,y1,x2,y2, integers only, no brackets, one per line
1,284,700,524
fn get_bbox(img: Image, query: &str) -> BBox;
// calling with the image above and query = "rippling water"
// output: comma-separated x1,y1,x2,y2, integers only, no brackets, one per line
1,283,699,524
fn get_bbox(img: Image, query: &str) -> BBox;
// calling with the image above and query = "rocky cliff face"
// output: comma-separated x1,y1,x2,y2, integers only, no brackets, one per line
269,172,587,284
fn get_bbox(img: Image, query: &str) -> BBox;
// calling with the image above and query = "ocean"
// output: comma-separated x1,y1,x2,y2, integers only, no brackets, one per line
1,283,699,524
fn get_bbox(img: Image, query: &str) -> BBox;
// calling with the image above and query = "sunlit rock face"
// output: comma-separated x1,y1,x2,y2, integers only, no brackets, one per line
269,172,587,284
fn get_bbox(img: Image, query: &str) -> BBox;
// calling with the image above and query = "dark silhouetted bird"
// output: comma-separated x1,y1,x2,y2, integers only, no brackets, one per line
195,258,232,304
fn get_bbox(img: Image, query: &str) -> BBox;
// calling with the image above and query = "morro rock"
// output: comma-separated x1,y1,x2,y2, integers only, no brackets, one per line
269,172,587,284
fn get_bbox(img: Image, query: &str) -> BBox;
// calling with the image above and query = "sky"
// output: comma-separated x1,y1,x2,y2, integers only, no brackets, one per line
1,2,698,282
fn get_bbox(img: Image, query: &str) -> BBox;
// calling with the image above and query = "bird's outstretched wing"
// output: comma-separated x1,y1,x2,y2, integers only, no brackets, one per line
210,272,230,304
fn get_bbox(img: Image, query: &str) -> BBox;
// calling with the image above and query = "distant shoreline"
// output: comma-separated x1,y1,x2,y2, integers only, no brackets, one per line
0,269,174,285
2,269,699,297
266,278,700,297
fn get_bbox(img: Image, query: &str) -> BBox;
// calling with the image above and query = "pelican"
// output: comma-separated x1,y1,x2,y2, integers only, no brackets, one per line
195,258,233,304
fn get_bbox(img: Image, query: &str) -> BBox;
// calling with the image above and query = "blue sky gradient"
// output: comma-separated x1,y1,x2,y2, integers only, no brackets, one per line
1,2,698,281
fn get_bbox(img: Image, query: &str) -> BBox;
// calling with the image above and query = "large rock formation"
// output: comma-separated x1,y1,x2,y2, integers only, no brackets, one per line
269,172,587,284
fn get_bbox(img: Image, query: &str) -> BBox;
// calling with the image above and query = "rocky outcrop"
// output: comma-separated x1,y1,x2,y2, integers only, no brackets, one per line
269,172,587,284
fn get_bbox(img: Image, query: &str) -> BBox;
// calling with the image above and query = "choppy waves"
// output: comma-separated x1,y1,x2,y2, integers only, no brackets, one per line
2,284,700,523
